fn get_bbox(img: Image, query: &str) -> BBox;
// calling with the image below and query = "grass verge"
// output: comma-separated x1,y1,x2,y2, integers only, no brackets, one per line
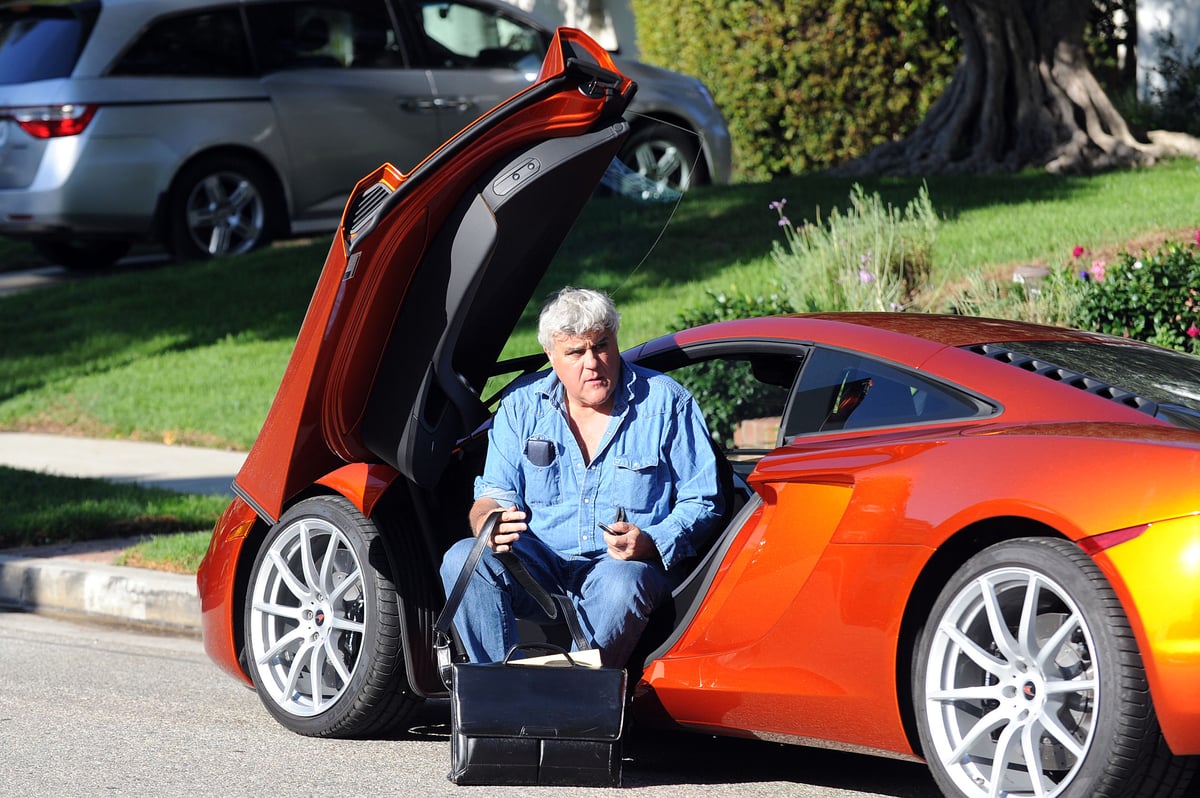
0,466,228,550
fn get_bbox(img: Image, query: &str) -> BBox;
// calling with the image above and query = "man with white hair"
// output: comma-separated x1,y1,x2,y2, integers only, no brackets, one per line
440,286,723,668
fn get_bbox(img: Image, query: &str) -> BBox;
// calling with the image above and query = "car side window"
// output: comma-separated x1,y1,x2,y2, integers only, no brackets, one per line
668,354,802,453
785,348,987,436
245,0,404,72
411,0,545,70
110,9,253,77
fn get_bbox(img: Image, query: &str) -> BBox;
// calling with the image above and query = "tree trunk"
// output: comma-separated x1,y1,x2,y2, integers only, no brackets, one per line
839,0,1200,176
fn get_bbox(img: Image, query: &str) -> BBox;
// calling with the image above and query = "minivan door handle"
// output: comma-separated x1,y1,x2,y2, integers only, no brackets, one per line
397,96,473,113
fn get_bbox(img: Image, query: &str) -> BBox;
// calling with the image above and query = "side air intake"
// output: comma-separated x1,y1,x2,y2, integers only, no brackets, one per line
348,181,393,240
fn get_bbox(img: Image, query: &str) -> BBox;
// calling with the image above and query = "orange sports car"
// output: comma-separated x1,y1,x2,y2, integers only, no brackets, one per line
197,27,1199,798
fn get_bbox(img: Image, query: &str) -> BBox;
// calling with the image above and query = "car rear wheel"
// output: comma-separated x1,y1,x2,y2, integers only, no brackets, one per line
168,154,281,261
617,122,703,197
915,537,1186,798
32,236,132,270
244,495,419,737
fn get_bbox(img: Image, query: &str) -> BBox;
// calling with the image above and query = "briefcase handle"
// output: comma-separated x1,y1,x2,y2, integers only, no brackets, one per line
435,509,590,654
503,642,580,667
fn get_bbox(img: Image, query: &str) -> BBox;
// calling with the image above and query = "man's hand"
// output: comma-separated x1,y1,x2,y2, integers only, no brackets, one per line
476,504,526,554
603,521,658,561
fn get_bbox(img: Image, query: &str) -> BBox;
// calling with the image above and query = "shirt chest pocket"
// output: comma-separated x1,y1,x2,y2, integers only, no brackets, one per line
614,454,661,512
523,441,562,507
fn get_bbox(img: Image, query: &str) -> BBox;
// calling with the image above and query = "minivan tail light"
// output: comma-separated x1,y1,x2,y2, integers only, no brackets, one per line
8,104,98,138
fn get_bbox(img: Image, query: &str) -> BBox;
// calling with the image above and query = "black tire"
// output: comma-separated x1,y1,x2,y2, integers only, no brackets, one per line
167,154,282,261
616,122,704,198
243,495,419,738
914,537,1190,798
32,236,132,270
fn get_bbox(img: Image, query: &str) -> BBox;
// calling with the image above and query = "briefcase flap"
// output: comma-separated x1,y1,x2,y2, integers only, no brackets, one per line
452,662,626,741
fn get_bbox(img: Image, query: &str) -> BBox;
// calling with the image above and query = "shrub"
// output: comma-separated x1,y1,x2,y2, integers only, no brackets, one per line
629,0,957,180
770,183,937,312
1070,240,1200,353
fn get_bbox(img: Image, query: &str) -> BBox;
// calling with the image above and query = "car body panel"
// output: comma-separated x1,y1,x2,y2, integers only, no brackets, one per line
626,316,1200,758
1089,515,1200,752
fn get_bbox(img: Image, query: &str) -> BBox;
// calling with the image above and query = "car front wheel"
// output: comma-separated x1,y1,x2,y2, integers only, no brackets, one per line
915,537,1185,798
167,154,281,261
244,496,418,737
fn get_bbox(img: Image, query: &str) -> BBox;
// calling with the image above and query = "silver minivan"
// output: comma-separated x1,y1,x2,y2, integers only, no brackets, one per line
0,0,731,267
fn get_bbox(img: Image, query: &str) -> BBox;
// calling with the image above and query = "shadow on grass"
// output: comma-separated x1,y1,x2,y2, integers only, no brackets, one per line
0,466,227,549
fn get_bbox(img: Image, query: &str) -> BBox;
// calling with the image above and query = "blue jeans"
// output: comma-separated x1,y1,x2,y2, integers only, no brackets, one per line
439,532,670,668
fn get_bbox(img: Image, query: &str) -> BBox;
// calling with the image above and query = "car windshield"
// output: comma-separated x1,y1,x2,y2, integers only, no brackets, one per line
998,339,1200,429
0,1,98,85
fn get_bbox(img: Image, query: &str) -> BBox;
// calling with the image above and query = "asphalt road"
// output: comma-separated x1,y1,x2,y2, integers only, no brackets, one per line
0,610,940,798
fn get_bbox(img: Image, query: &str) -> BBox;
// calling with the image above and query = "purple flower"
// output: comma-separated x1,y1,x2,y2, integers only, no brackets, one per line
859,269,874,284
769,199,787,211
778,216,790,227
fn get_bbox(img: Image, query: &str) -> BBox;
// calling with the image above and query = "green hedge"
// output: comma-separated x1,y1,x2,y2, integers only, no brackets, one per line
630,0,958,180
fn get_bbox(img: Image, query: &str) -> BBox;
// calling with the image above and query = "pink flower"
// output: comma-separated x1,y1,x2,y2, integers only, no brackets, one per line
1072,245,1085,258
1188,325,1200,339
1089,260,1106,282
1194,229,1200,246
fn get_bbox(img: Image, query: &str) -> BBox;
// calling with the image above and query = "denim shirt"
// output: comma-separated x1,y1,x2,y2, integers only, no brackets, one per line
474,358,723,570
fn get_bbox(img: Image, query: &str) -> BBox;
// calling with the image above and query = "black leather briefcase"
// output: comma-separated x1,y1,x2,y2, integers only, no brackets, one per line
447,644,626,786
435,511,626,787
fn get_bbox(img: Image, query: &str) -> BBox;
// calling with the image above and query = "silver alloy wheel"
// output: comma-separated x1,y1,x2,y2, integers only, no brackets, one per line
628,137,692,198
184,169,266,257
922,565,1098,797
247,516,366,719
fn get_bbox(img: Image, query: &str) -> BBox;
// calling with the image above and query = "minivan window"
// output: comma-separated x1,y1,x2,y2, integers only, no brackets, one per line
246,0,403,72
0,2,99,84
111,8,253,77
415,0,544,70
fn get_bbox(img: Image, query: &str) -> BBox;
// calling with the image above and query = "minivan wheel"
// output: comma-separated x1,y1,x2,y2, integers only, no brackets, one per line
914,537,1186,798
617,122,703,196
244,496,419,738
168,154,281,261
32,237,132,270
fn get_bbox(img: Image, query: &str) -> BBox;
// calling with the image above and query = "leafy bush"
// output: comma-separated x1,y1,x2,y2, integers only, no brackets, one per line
629,0,957,179
770,184,937,312
1071,240,1200,352
948,235,1200,356
672,288,793,445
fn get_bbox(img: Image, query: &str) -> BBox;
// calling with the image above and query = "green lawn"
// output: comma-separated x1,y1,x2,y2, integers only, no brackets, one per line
2,160,1198,567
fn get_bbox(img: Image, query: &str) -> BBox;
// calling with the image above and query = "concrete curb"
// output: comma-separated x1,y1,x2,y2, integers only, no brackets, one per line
0,553,201,635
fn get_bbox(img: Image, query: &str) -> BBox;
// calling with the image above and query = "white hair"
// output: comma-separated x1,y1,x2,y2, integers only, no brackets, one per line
537,287,620,351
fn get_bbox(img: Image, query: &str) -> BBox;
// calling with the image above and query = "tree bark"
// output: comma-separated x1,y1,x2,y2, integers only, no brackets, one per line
839,0,1200,176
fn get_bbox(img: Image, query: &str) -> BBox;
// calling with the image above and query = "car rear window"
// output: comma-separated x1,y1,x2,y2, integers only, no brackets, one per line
0,1,99,84
987,340,1200,429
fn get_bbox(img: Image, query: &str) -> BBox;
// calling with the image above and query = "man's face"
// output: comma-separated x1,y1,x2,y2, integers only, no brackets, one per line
547,328,619,411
